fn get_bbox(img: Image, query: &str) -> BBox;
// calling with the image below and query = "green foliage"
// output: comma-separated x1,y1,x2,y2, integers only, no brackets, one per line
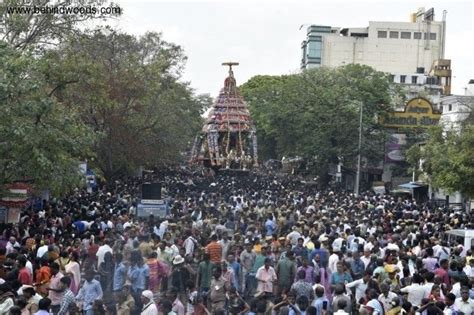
408,125,474,197
1,1,208,192
0,42,95,195
46,28,208,179
240,64,392,181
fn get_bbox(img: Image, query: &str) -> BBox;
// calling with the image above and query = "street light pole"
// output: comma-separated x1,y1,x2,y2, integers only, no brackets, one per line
354,102,363,197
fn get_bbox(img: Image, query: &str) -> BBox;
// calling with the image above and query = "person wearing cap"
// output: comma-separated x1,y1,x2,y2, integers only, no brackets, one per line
140,290,158,315
170,255,190,303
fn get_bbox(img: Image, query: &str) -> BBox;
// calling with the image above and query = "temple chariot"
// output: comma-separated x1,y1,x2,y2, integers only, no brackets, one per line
189,62,258,171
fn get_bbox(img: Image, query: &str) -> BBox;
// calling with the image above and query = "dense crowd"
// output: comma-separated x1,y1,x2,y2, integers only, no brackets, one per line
0,168,473,315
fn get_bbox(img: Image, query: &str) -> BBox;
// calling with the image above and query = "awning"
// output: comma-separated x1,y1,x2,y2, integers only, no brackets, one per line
398,182,421,189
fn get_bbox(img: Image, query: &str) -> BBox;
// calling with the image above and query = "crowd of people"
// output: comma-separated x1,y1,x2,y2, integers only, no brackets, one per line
0,168,473,315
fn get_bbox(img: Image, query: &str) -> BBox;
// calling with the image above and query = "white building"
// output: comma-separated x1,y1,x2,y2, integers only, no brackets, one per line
391,71,445,110
430,80,473,206
301,8,446,75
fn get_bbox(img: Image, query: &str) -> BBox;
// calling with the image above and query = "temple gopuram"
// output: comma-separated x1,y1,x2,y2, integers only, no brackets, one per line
189,62,258,171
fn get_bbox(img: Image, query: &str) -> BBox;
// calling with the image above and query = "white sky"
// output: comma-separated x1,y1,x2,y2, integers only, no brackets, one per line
109,0,474,96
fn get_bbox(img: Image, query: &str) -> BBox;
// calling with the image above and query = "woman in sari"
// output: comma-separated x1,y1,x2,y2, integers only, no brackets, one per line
65,251,81,295
146,252,161,294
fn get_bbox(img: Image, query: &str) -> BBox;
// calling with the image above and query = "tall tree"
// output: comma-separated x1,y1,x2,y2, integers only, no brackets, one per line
240,64,392,183
47,28,207,179
0,42,95,195
407,124,474,198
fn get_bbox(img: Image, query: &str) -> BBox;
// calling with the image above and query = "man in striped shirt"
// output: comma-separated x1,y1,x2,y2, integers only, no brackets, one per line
205,235,222,264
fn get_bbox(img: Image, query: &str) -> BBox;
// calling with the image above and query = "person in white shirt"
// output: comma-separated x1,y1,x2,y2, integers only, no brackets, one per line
36,240,49,258
453,287,474,315
183,231,197,257
378,283,399,312
462,258,474,278
443,293,458,315
96,239,113,267
361,249,372,269
332,234,344,250
400,274,426,308
347,272,373,304
328,248,341,274
255,258,277,295
287,227,302,246
141,290,158,315
5,237,20,255
433,242,450,261
366,290,385,315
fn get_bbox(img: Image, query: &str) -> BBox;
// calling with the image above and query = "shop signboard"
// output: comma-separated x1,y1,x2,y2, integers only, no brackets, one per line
381,98,441,129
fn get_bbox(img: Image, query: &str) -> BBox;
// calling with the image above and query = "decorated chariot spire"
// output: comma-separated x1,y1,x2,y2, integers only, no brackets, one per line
222,61,239,93
189,62,258,170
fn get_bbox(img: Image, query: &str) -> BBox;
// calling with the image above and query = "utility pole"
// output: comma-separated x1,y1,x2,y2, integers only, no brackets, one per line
354,102,363,197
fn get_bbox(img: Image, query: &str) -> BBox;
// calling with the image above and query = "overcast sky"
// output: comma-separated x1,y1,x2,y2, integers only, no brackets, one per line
110,0,473,97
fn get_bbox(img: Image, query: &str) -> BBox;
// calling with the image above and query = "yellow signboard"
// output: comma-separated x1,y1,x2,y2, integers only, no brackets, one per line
381,98,441,128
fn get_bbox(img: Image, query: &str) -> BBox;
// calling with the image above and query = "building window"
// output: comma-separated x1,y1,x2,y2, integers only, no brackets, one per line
411,76,417,84
426,77,438,85
389,31,399,39
389,74,395,82
307,40,322,59
430,33,437,40
448,104,452,111
377,31,387,38
414,32,422,39
400,75,406,83
401,31,411,39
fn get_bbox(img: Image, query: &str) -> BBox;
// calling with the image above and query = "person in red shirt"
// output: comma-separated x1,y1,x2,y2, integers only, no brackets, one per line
434,259,451,288
17,256,32,285
35,258,52,296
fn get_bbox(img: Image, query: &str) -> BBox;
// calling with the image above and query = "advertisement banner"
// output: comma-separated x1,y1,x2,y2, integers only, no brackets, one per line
385,133,407,163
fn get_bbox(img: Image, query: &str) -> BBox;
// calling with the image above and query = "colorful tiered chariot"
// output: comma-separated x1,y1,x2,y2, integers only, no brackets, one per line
189,62,258,171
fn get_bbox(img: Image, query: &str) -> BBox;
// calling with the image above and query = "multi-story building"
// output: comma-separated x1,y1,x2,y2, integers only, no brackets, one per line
301,7,446,74
427,80,473,207
439,81,473,131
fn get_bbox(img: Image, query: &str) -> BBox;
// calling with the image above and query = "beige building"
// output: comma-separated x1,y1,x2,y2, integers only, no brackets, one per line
301,7,446,75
